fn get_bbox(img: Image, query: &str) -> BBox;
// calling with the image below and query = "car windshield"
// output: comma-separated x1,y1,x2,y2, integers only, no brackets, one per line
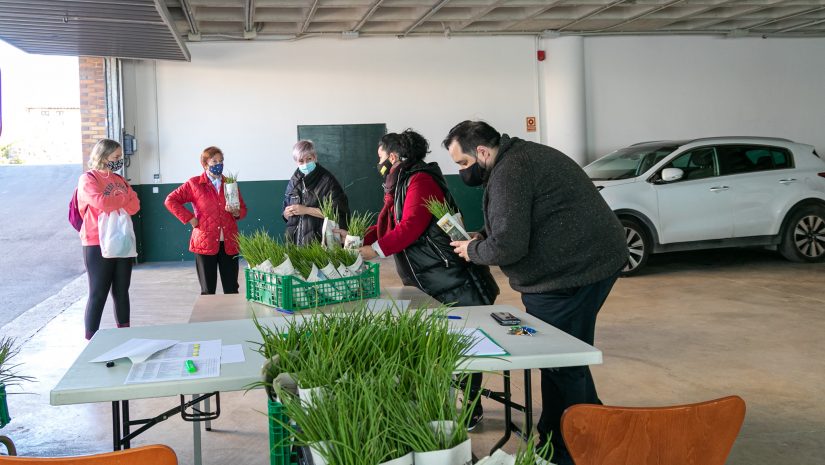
585,144,679,180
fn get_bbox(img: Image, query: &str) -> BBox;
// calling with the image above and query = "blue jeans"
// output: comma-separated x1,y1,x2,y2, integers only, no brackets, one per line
521,271,619,463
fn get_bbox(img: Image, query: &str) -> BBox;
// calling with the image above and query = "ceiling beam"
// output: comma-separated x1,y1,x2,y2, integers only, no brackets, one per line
652,0,742,31
774,16,825,33
589,0,686,33
744,5,825,31
178,0,199,35
557,0,628,32
454,0,508,32
244,0,255,33
301,0,320,34
501,0,566,32
354,0,386,32
402,0,452,37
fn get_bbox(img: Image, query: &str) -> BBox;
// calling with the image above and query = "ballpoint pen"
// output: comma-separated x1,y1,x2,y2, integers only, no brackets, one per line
276,307,295,315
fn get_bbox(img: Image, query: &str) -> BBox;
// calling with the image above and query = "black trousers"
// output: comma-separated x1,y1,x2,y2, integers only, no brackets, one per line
194,242,239,295
521,271,620,464
83,245,132,340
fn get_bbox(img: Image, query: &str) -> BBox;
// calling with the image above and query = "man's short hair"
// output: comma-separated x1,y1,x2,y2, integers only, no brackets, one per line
442,120,501,157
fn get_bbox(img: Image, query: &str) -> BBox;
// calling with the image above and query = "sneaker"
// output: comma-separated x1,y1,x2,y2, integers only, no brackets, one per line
467,408,484,431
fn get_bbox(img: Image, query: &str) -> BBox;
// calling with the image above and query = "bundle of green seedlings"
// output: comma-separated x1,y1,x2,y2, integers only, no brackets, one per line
345,210,376,238
318,194,338,224
237,232,360,279
423,197,455,220
223,171,239,184
513,433,554,465
236,229,286,268
0,336,35,388
254,303,480,464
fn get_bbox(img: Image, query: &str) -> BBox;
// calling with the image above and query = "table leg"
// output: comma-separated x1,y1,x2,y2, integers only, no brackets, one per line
204,396,212,431
121,400,131,449
192,395,203,465
523,369,533,438
111,401,121,451
490,370,513,455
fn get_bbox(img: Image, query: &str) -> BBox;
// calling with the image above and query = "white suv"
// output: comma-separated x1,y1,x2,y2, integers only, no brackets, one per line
584,137,825,275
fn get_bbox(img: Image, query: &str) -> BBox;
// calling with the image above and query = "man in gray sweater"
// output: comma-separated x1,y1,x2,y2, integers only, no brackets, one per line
445,120,627,463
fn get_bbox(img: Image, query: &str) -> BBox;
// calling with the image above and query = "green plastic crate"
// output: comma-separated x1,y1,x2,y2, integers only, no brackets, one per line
268,398,292,465
246,262,380,310
0,384,10,428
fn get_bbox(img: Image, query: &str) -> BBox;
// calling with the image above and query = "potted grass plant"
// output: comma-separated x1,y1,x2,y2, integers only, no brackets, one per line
343,210,376,250
0,337,35,428
424,197,470,241
318,194,341,248
223,171,241,210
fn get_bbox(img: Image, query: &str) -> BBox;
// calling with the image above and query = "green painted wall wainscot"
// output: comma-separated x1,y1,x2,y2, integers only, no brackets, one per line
133,175,484,262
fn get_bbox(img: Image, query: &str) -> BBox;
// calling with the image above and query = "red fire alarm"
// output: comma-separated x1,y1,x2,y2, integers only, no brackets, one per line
537,50,546,61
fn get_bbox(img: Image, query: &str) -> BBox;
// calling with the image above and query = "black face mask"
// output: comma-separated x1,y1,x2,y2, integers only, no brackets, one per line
377,159,393,178
459,162,484,187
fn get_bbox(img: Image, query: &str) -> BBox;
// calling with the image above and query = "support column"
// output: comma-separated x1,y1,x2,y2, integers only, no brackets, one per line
78,57,108,167
539,36,587,165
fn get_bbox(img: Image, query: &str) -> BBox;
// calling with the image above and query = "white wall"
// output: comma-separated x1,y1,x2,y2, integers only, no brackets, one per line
124,36,540,185
123,35,825,184
583,36,825,162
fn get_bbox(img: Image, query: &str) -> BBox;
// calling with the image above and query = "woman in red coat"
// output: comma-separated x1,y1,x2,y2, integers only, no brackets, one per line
165,146,247,294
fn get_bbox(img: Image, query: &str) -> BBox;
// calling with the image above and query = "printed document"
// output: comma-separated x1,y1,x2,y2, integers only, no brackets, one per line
125,340,222,384
90,338,178,364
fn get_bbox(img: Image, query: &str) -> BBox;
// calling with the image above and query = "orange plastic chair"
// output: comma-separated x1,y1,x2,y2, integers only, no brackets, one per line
0,445,177,464
561,396,746,465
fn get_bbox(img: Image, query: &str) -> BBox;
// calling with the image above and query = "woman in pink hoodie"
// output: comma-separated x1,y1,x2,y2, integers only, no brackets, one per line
77,139,140,340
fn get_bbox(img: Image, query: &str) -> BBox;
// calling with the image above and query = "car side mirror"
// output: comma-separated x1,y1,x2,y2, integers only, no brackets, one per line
661,167,684,182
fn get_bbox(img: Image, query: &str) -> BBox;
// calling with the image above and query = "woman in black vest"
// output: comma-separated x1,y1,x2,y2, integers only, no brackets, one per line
282,140,349,244
353,129,500,429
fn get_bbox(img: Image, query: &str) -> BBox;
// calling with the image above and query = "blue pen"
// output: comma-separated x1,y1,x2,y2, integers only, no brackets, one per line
446,315,462,320
276,308,294,315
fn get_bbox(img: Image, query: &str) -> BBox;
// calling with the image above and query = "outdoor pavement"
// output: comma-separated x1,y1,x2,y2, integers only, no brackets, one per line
0,164,86,328
1,249,824,464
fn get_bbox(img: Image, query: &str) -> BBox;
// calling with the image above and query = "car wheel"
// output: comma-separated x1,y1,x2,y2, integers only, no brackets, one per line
621,218,650,276
779,205,825,263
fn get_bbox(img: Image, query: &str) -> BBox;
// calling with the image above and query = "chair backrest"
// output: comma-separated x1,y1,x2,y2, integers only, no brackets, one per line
0,445,177,465
561,396,746,465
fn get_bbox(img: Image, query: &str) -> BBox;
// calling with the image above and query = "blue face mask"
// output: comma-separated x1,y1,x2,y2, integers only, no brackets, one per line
298,161,316,175
208,163,224,176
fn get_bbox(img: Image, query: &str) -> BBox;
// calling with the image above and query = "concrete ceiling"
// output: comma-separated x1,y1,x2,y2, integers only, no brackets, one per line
1,1,825,62
169,0,825,40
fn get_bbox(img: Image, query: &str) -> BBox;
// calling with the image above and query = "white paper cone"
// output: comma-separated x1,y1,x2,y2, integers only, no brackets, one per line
344,234,363,250
298,385,325,408
253,259,275,273
378,451,414,465
224,182,240,209
272,255,295,276
321,218,340,248
320,262,346,301
309,441,331,465
437,213,471,241
413,438,472,465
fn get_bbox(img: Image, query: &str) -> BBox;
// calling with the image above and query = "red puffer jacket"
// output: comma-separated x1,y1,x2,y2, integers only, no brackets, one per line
165,172,248,255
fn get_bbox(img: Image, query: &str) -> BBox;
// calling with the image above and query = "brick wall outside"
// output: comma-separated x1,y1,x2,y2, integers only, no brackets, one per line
78,56,107,168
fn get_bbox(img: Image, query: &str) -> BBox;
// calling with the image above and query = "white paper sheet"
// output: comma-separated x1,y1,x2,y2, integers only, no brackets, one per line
124,340,222,384
89,338,178,364
221,344,245,364
455,328,508,357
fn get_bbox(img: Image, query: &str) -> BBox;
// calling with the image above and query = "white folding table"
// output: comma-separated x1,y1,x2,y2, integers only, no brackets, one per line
50,304,601,462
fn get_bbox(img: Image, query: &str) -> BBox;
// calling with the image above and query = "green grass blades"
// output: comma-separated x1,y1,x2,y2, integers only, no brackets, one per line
0,336,35,388
223,171,238,184
423,196,454,220
318,194,338,223
346,210,376,237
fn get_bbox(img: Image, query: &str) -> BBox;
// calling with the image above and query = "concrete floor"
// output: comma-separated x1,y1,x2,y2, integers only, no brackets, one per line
1,249,823,464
